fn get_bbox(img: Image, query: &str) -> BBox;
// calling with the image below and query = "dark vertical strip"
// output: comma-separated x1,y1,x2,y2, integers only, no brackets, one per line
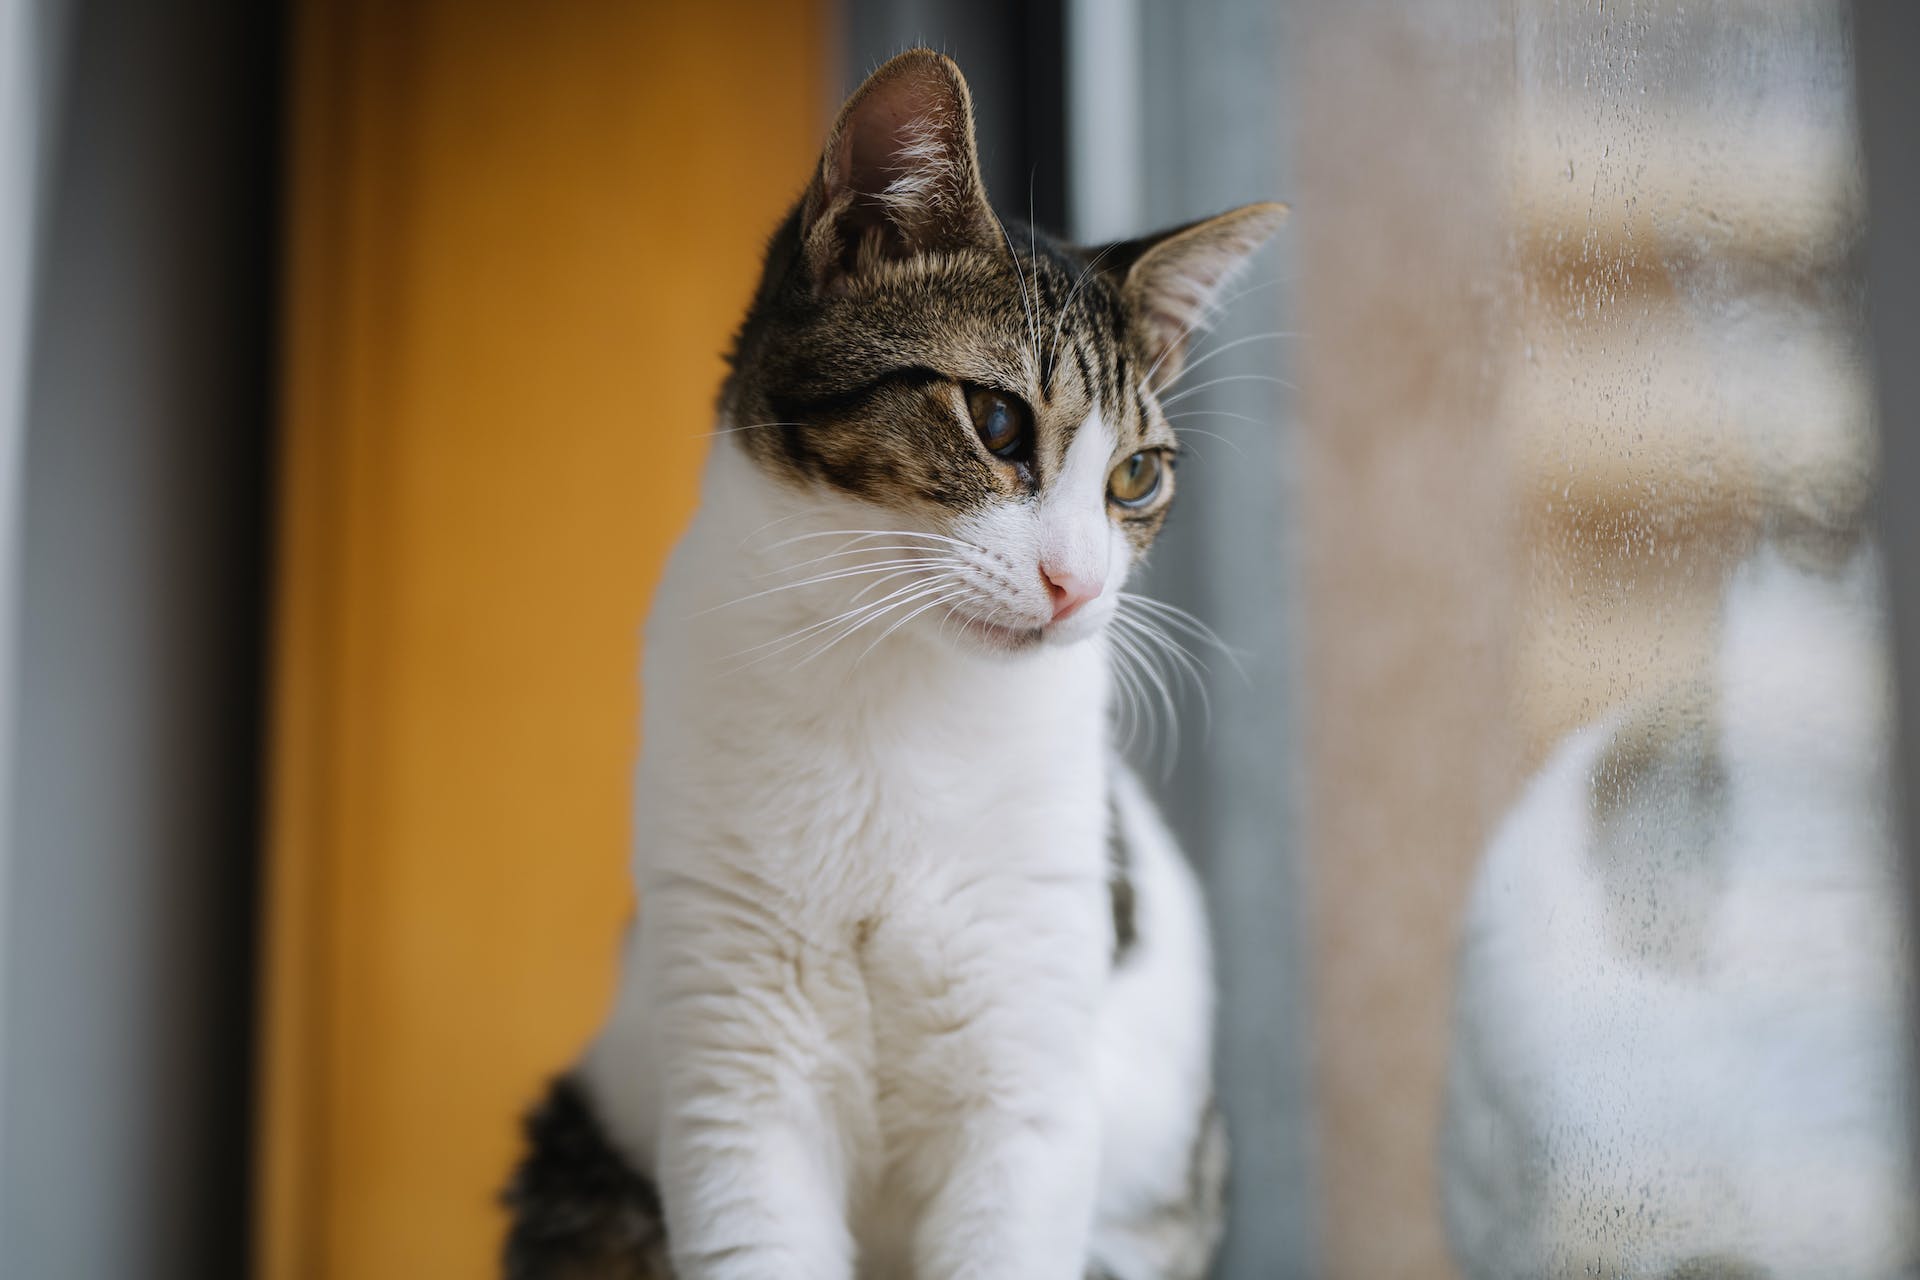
1853,0,1920,1182
232,1,284,1271
1020,0,1069,234
842,0,1069,234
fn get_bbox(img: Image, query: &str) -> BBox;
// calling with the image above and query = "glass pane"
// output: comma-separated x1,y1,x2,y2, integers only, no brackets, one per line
1285,1,1912,1275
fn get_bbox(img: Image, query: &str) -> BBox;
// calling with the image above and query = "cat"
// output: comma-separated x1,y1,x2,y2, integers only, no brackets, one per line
1442,523,1917,1278
501,49,1284,1280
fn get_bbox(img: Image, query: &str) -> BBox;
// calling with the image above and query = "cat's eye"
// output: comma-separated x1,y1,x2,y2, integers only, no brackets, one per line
966,386,1033,460
1108,450,1165,508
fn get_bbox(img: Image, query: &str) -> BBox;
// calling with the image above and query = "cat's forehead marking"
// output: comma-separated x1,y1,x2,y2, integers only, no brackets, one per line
726,225,1178,567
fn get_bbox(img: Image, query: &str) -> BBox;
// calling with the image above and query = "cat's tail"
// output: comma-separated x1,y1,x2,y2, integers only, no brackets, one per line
501,1075,673,1279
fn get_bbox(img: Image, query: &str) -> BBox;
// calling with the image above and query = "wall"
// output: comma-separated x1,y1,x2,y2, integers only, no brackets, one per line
259,3,830,1275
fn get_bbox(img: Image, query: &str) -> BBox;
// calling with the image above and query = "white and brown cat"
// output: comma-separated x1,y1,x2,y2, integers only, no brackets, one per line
503,49,1284,1280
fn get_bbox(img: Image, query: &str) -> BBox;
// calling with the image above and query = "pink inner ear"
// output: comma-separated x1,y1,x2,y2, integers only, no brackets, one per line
1141,281,1214,378
1131,210,1285,382
805,52,997,288
840,85,960,239
847,92,938,182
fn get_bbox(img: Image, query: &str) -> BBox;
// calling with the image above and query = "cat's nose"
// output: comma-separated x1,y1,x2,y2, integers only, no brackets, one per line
1041,564,1101,623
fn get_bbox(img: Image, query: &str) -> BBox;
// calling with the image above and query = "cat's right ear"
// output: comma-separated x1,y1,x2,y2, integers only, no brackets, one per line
799,49,999,293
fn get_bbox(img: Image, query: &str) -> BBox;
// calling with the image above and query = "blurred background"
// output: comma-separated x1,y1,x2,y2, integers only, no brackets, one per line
1,1,1917,1277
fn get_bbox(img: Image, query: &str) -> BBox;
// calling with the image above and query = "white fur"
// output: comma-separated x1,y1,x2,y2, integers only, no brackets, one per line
877,114,954,229
1443,542,1917,1278
952,414,1126,643
581,425,1216,1280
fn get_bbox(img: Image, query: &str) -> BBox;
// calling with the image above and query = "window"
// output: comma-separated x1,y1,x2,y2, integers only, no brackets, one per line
1073,1,1916,1275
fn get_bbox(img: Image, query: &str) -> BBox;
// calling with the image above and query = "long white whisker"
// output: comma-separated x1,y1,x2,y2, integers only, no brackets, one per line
794,586,957,672
1143,276,1293,388
1028,186,1042,371
1164,408,1273,431
1159,373,1296,406
701,420,808,439
1171,330,1301,383
995,213,1042,377
791,578,961,670
725,575,944,668
692,558,954,617
849,564,954,605
735,508,820,549
1105,633,1148,756
1113,611,1212,740
1110,624,1179,777
855,585,968,665
1118,592,1248,680
1106,627,1146,756
1166,427,1243,460
1047,241,1119,382
760,546,959,578
764,527,987,554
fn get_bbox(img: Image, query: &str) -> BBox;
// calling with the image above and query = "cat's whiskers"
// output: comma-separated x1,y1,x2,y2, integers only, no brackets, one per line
691,557,956,618
1164,408,1273,445
722,572,956,670
1112,610,1212,740
1103,633,1148,757
1169,329,1300,383
702,420,809,439
853,584,972,667
790,575,966,671
848,563,957,606
719,522,1037,672
1142,274,1293,388
733,508,820,550
1159,427,1241,461
770,543,956,575
1159,372,1296,406
1103,591,1251,774
993,213,1043,379
1105,621,1181,777
763,527,989,556
1117,592,1247,681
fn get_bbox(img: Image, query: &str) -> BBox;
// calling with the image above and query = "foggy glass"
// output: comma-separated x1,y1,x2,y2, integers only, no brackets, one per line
1433,3,1914,1277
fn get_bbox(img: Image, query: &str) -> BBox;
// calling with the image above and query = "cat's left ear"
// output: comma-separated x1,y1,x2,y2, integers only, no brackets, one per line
1097,202,1288,391
800,49,1000,292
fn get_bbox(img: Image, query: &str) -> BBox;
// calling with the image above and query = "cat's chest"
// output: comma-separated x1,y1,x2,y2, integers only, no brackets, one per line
648,651,1108,878
750,726,1106,897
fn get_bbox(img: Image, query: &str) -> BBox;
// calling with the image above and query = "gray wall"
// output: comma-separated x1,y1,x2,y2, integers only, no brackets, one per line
0,1,277,1274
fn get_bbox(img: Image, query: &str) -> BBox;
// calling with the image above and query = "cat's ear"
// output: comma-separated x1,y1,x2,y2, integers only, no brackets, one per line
800,49,999,292
1096,202,1288,391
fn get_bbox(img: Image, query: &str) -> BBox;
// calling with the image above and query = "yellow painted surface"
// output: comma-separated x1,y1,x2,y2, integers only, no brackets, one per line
258,4,830,1274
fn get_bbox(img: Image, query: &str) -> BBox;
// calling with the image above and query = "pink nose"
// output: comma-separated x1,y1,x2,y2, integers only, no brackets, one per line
1041,565,1101,623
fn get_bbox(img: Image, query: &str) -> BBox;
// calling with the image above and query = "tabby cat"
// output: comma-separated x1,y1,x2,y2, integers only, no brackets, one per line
503,49,1284,1280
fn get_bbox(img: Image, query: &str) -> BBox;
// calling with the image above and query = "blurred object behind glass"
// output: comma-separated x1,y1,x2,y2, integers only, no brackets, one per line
1296,1,1913,1276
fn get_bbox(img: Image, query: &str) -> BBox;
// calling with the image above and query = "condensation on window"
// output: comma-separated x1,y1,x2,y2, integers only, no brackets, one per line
1288,2,1911,1277
1439,3,1914,1278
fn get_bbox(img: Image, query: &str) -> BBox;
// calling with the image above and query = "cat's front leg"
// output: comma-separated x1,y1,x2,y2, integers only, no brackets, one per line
888,909,1107,1280
649,889,861,1280
910,1075,1104,1280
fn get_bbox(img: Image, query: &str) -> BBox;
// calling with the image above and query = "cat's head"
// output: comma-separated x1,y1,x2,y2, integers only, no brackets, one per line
723,49,1283,655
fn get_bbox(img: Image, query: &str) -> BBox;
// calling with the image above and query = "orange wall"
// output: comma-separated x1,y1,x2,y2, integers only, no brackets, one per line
258,3,831,1275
